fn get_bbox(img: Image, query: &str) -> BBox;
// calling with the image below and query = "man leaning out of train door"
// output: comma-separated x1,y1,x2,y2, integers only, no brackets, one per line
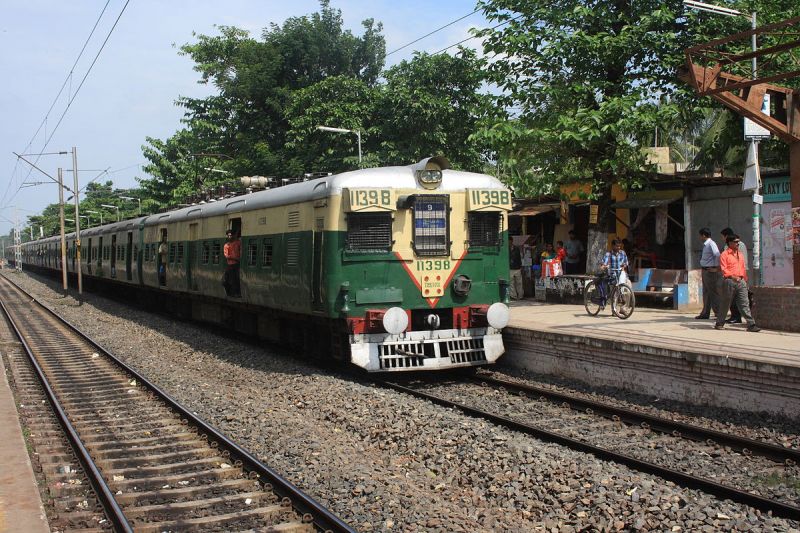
223,229,241,297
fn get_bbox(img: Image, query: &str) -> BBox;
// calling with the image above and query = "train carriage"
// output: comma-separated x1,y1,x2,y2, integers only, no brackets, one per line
12,157,512,372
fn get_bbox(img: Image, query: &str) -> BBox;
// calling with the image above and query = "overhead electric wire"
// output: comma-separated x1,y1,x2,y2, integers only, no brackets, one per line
38,0,132,158
385,8,480,57
2,0,112,210
432,12,524,55
19,1,112,161
3,0,132,212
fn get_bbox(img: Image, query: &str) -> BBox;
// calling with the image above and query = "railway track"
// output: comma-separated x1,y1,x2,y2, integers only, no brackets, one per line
0,274,355,532
379,372,800,522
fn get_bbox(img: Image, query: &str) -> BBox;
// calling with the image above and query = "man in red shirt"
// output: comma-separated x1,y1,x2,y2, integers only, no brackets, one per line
715,235,759,332
223,229,241,297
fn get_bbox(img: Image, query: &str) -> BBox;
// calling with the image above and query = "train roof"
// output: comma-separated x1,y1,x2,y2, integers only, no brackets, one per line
21,163,508,242
140,164,506,227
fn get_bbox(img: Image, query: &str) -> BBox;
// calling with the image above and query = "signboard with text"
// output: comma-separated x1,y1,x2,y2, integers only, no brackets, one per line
744,94,772,141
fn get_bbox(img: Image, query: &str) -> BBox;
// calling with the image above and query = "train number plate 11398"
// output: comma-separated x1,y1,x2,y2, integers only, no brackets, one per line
345,188,395,211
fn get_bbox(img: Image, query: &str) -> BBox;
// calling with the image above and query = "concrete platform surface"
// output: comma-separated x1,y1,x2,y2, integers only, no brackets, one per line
0,356,50,533
508,300,800,369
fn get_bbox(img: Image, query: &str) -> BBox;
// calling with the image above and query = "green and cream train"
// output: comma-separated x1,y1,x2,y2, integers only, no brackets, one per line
14,157,512,371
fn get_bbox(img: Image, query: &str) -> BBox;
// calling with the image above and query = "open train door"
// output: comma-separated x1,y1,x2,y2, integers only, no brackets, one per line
188,223,198,290
312,216,324,311
126,232,133,280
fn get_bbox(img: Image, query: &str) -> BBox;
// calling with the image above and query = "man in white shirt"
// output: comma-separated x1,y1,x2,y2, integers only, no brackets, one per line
696,227,721,320
564,230,584,274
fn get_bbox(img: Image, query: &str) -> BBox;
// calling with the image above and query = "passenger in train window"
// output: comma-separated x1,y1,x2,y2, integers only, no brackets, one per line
223,229,241,297
158,233,168,286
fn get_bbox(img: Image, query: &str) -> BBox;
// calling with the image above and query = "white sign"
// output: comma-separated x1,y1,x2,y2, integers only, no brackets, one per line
744,94,771,140
742,142,760,192
752,193,763,205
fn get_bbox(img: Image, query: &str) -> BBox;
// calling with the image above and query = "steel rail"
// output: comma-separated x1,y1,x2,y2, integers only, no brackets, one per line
472,374,800,466
0,274,356,533
380,380,800,522
0,286,133,532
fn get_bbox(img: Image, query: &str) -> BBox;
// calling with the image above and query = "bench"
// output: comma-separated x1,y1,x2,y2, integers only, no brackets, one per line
631,268,690,310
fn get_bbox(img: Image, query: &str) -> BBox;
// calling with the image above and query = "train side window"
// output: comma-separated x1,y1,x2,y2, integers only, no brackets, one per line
176,243,184,263
467,212,502,248
169,243,176,264
261,239,273,267
346,212,392,253
201,242,210,264
211,242,221,264
247,241,258,266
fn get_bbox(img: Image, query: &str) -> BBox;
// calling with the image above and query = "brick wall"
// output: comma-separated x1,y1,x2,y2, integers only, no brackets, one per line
502,327,800,418
752,286,800,332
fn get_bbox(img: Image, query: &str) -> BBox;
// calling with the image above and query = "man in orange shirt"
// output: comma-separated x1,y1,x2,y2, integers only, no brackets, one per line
715,235,760,332
223,229,241,297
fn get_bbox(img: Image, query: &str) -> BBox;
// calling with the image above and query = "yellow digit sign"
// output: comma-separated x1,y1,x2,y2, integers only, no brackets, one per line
467,189,512,211
346,189,395,211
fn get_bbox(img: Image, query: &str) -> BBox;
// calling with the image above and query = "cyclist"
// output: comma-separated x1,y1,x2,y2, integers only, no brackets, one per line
600,239,629,279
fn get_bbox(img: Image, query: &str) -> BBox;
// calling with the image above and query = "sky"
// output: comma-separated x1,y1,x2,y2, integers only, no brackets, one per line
0,0,489,235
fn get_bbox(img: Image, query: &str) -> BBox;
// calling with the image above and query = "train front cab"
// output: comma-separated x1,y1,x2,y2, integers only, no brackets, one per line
331,158,512,372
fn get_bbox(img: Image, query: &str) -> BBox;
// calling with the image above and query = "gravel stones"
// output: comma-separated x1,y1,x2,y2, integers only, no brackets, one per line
6,271,799,532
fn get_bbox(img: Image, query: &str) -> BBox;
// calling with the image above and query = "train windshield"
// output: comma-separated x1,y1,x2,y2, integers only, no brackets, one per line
413,195,449,256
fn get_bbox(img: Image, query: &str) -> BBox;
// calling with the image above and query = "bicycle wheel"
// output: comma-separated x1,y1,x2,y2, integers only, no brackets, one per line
583,280,602,316
611,284,635,319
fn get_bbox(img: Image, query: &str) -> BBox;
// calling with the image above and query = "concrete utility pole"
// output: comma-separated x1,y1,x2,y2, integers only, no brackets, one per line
749,12,761,283
72,147,82,297
58,168,68,294
14,209,22,272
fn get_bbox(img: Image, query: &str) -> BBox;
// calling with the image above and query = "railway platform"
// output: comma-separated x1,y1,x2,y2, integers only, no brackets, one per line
0,355,50,533
503,301,800,418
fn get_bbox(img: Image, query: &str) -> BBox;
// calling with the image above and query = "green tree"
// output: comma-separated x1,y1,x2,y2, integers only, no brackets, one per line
285,76,379,173
284,51,496,173
376,50,497,170
141,1,386,208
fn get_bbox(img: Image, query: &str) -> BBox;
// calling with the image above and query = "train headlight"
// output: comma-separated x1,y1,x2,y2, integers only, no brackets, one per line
382,307,408,335
418,169,442,188
486,302,509,329
412,156,450,190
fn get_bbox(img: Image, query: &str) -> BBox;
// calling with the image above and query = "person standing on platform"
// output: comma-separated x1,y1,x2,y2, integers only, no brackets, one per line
508,240,523,300
223,229,242,297
696,227,721,320
555,241,567,263
540,243,556,261
564,230,584,274
720,227,748,324
715,235,760,332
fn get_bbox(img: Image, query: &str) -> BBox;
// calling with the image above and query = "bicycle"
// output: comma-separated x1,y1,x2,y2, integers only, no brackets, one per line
583,268,636,319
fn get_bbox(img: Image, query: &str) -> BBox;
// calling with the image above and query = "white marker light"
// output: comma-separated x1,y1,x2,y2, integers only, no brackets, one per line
486,302,510,329
382,307,408,335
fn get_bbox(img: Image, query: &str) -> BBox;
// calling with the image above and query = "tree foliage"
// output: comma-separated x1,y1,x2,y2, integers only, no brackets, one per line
375,50,497,170
141,1,386,208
